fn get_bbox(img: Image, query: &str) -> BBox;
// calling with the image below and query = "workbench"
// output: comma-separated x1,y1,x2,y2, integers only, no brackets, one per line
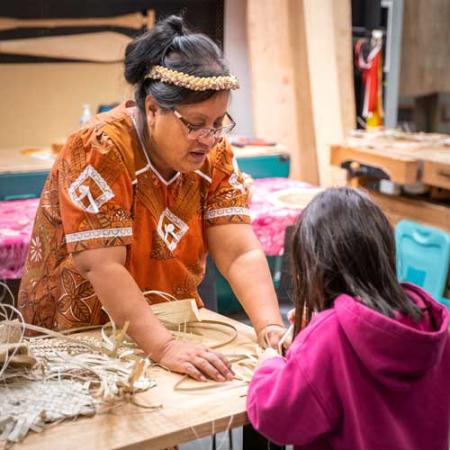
330,131,450,233
0,144,291,201
0,147,53,201
11,309,269,450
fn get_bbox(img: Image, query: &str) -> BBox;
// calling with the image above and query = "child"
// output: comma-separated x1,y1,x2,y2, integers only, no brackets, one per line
247,187,450,450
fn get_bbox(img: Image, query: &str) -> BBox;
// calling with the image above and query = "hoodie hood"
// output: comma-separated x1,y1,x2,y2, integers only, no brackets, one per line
335,283,449,390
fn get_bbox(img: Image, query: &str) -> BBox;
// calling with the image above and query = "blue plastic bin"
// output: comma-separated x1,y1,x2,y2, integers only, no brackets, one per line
395,220,450,300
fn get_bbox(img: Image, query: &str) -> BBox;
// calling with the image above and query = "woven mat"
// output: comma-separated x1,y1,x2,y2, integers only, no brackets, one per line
0,379,95,443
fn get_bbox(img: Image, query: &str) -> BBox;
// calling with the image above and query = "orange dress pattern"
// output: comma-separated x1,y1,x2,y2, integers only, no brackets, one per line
17,101,250,331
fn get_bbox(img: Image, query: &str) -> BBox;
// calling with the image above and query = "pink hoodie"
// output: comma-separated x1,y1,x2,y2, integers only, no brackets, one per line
247,284,450,450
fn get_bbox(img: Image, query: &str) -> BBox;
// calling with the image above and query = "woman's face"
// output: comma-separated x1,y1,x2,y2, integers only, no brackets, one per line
145,91,230,180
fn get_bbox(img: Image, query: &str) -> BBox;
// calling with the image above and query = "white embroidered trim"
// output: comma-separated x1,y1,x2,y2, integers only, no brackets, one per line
157,208,189,252
65,227,133,243
131,115,180,186
205,207,251,220
148,160,180,185
194,170,212,183
229,172,246,193
135,165,150,176
68,165,114,214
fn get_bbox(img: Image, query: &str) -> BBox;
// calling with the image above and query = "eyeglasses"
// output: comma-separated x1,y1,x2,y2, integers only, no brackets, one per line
173,109,236,140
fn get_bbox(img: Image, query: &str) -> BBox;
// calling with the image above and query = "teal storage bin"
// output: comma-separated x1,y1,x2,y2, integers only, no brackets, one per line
216,148,290,314
0,171,49,200
0,147,53,201
395,220,450,299
216,255,283,314
236,153,290,179
439,297,450,311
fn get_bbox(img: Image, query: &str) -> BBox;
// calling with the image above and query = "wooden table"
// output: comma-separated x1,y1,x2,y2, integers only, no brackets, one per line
0,147,55,201
12,309,258,450
330,132,450,233
0,147,54,175
331,137,450,187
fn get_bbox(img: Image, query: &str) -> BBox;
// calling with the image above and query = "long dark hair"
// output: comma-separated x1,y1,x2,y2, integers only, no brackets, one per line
291,187,422,336
124,15,230,112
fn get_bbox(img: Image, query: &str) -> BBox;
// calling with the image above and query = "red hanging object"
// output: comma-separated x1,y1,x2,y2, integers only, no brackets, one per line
355,30,384,128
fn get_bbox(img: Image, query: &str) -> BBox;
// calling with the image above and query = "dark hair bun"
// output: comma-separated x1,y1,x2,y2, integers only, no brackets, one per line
124,15,189,85
164,15,187,36
125,14,230,111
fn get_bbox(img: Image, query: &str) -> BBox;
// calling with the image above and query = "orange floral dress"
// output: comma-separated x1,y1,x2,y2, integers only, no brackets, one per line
18,101,250,331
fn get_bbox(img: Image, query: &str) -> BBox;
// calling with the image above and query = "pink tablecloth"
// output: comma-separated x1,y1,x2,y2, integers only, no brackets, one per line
250,178,314,256
0,198,40,279
0,178,314,278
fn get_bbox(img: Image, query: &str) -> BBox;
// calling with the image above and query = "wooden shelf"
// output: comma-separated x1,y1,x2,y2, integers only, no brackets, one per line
330,137,450,233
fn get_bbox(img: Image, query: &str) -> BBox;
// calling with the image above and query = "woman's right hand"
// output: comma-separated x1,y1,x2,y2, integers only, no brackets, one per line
158,340,234,382
73,247,233,382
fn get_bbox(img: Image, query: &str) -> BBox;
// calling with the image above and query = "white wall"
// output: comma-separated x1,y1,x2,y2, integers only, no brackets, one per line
224,0,254,136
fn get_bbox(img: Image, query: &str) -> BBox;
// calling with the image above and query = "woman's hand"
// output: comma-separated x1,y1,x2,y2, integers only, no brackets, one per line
158,340,234,382
257,324,287,349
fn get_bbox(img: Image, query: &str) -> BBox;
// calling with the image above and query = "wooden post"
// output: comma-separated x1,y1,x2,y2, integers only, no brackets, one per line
247,0,355,186
288,0,320,185
247,0,311,182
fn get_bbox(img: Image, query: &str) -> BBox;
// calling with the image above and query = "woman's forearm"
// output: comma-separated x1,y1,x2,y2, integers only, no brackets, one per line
225,248,283,332
84,262,174,361
72,247,234,381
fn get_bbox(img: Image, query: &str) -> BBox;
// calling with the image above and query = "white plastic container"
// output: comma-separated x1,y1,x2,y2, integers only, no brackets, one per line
80,103,92,126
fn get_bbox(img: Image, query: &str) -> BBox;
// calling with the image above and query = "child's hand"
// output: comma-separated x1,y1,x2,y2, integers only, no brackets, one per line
287,308,295,324
257,347,280,367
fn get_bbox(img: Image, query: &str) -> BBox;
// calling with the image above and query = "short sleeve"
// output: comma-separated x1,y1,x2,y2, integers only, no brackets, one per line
58,127,134,253
204,140,251,227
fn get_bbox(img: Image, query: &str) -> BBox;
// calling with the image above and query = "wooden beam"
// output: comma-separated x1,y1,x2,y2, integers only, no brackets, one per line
247,0,355,185
400,0,450,97
288,0,320,184
0,11,154,31
247,0,311,181
301,0,355,185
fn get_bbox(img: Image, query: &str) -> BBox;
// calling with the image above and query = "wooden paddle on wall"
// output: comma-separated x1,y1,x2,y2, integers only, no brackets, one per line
0,32,132,62
0,10,155,31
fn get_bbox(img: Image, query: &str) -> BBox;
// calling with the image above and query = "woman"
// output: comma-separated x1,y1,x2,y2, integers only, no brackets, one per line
18,16,285,382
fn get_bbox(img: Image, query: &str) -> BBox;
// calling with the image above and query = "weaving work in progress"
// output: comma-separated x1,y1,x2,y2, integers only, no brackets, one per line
1,380,95,443
144,291,262,390
0,286,262,447
0,288,157,446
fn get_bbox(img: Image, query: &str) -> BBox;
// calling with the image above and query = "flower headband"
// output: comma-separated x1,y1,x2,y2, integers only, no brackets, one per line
145,65,239,91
